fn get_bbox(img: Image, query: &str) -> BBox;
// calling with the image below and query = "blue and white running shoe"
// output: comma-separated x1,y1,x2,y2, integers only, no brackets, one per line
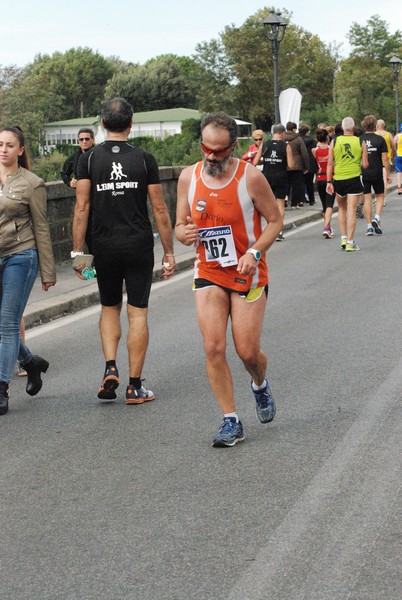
251,379,276,423
212,417,245,447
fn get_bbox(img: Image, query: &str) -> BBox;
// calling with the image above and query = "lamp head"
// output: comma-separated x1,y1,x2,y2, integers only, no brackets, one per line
389,55,402,74
263,13,288,42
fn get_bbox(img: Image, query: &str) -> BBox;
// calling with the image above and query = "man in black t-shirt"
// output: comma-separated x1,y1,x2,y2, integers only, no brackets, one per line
61,128,95,252
72,97,175,405
360,115,391,235
253,124,294,240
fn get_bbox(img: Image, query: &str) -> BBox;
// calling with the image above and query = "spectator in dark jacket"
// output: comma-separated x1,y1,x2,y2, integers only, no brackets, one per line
61,128,95,252
61,128,95,188
299,124,317,205
284,122,309,208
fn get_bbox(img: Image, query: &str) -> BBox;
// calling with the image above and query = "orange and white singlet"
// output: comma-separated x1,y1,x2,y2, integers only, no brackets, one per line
188,159,268,293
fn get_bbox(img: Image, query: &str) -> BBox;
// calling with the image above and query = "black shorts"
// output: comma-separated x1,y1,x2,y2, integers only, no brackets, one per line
194,277,268,300
362,176,384,195
95,250,154,308
268,180,287,201
333,176,363,197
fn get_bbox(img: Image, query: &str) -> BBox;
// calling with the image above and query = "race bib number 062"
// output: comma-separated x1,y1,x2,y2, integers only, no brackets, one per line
198,225,238,267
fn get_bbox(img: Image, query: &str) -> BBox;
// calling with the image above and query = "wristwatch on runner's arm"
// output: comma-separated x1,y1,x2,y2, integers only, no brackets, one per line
246,248,262,261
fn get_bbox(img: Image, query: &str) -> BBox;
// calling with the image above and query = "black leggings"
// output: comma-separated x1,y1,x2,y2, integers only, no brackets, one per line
304,172,315,204
317,180,335,211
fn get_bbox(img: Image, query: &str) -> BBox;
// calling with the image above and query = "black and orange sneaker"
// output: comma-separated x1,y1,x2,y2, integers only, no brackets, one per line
97,366,119,400
125,384,155,405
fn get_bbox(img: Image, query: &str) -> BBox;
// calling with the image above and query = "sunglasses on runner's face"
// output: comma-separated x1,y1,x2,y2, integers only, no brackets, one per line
79,137,91,141
200,141,233,157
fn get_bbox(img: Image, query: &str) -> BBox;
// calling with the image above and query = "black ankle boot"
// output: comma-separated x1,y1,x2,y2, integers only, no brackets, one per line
0,381,9,415
23,355,49,396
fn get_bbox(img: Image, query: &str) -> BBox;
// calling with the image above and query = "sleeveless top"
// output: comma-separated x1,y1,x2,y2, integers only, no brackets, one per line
376,131,392,160
396,135,402,157
188,159,268,292
314,145,330,181
261,139,288,183
333,135,362,180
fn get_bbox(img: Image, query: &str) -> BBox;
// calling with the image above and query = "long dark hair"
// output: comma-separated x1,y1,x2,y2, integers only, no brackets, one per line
0,125,30,170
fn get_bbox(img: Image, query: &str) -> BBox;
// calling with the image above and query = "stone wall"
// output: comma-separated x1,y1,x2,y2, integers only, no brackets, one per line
46,166,184,263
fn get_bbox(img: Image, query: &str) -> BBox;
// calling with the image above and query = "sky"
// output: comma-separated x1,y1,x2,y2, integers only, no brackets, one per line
2,0,401,68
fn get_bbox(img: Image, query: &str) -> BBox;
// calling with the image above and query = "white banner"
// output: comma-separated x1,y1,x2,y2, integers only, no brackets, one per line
279,88,302,126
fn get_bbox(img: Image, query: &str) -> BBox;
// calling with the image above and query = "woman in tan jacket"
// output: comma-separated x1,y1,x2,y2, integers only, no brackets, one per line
0,126,56,415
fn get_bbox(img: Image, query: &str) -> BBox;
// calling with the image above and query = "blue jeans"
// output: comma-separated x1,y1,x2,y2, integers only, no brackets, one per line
0,249,38,383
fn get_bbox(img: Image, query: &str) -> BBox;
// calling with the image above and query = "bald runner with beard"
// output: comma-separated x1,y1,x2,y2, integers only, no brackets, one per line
175,111,282,447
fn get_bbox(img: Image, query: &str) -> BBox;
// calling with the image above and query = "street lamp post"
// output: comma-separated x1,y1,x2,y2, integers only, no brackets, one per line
263,13,288,125
389,55,402,134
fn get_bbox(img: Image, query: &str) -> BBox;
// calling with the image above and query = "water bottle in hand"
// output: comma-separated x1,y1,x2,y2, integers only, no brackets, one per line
82,266,96,280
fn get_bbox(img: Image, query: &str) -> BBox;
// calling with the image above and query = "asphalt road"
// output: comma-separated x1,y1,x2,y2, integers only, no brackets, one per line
1,191,401,600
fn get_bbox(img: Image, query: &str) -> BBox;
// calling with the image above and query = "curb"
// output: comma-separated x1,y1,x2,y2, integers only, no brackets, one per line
24,289,101,330
283,207,325,232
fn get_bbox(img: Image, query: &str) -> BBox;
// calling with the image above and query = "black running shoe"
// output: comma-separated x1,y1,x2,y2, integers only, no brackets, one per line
371,217,382,234
97,366,119,400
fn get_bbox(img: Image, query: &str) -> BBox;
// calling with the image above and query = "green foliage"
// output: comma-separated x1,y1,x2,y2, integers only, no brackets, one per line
181,118,202,140
0,11,400,156
28,47,116,119
334,58,394,126
54,143,76,157
194,39,238,114
234,138,259,157
0,48,115,155
194,7,336,129
32,150,67,182
128,118,202,166
0,71,58,154
104,54,202,111
282,26,336,116
347,16,402,65
300,104,334,131
331,16,402,130
130,135,200,167
0,64,22,88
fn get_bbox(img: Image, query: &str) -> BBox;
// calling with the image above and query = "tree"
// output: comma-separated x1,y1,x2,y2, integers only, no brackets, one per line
0,71,65,154
27,47,116,119
0,48,116,154
347,16,402,66
332,16,402,129
103,63,144,108
104,54,202,111
0,64,22,89
193,7,337,128
193,39,238,114
168,55,204,109
333,58,394,125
